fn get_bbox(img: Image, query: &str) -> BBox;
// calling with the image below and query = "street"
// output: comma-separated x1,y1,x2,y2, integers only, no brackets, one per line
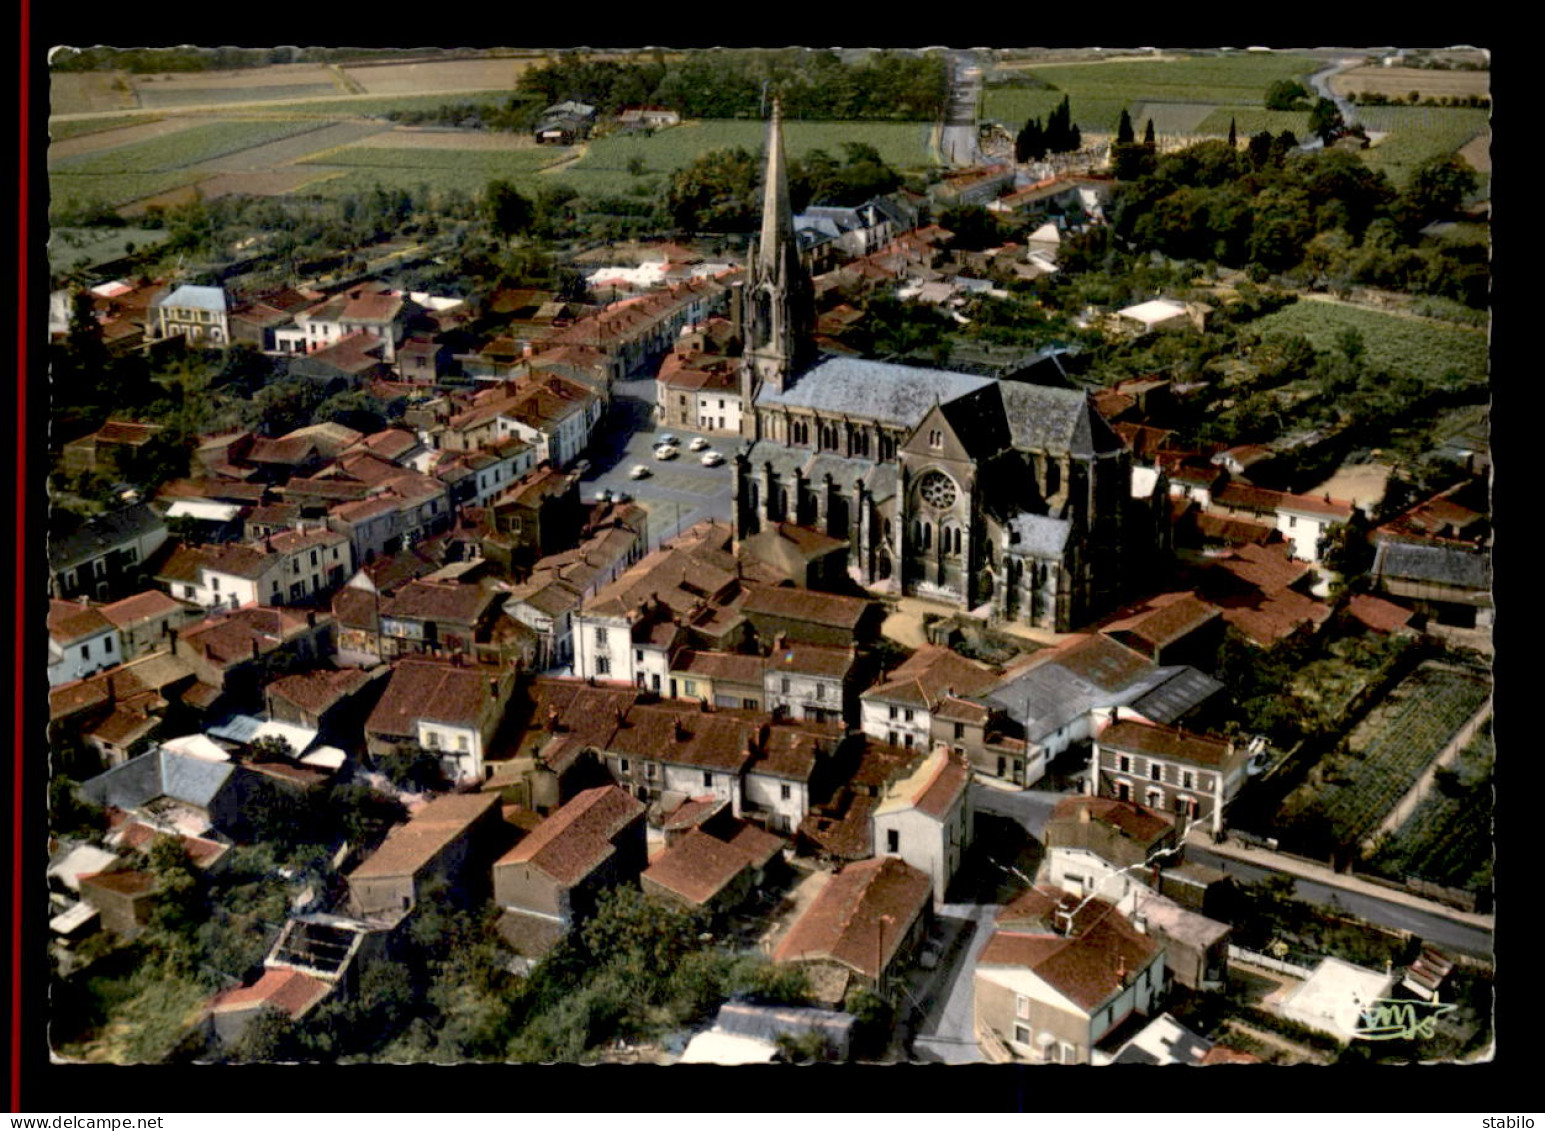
910,902,1000,1064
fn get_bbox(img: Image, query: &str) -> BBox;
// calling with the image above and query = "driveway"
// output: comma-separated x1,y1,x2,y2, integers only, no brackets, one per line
581,376,736,546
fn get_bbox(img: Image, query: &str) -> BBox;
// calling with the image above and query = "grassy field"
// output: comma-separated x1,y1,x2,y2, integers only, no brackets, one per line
1195,107,1312,137
47,115,164,142
1247,300,1490,388
51,119,333,175
1354,106,1490,186
294,144,573,200
49,225,173,275
984,53,1321,133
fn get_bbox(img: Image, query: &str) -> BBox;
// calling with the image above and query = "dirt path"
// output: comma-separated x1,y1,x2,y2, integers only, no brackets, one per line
538,143,590,174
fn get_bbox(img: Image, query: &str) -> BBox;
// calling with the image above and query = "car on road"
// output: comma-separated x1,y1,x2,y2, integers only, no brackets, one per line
654,444,679,460
700,450,724,467
689,437,711,451
629,464,651,479
658,433,679,446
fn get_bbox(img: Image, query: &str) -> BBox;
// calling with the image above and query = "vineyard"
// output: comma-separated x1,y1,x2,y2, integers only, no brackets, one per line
1283,663,1491,847
1354,106,1490,186
1365,721,1493,892
1246,301,1490,390
50,119,332,175
295,144,573,201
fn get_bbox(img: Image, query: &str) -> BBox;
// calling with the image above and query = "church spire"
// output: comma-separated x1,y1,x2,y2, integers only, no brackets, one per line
758,98,794,278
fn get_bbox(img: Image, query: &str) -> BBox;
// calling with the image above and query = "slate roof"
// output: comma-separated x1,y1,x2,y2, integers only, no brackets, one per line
1005,513,1072,557
158,285,227,313
495,785,643,886
1373,542,1491,590
80,747,236,812
757,357,992,429
998,381,1121,458
49,504,165,572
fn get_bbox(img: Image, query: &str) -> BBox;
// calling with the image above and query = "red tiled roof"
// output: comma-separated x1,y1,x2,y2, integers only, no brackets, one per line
1098,719,1234,768
673,649,765,686
379,579,497,625
208,967,331,1019
642,828,754,906
766,641,856,681
913,750,971,819
1219,588,1332,647
866,645,997,708
266,667,373,714
1214,482,1353,520
98,590,187,628
742,584,874,631
773,856,932,979
349,792,499,880
79,869,156,897
496,785,644,886
1214,542,1310,594
48,600,115,643
365,659,499,733
1048,797,1174,846
1346,593,1416,634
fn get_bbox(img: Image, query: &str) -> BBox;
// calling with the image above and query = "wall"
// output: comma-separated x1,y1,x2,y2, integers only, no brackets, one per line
861,697,930,750
741,771,806,834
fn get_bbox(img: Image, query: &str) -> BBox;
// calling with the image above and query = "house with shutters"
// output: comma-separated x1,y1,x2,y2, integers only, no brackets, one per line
363,658,518,784
1088,714,1248,834
860,644,999,752
154,284,230,345
48,600,124,688
49,503,167,603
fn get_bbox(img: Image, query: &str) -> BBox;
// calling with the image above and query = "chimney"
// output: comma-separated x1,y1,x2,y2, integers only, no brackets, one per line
673,718,689,742
105,674,117,703
77,595,90,607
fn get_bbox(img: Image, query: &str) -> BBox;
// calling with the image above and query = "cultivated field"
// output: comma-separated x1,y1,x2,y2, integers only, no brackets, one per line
1125,101,1216,134
1366,722,1492,892
126,169,337,211
49,72,137,116
350,128,545,151
1329,65,1490,102
1281,662,1492,847
1456,131,1491,174
48,117,199,163
1194,107,1312,137
1354,106,1490,186
47,115,165,144
342,58,537,95
1247,300,1489,388
295,145,573,201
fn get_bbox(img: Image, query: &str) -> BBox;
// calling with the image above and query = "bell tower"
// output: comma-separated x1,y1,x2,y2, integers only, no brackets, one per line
740,98,815,437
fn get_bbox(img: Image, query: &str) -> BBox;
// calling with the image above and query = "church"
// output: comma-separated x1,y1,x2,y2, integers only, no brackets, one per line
729,103,1146,632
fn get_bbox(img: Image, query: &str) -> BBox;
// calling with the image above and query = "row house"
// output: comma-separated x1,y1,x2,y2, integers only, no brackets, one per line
538,273,736,384
285,332,395,388
434,439,538,511
228,286,322,354
433,374,604,469
172,605,335,708
655,349,743,436
860,644,1000,752
289,283,419,363
345,792,506,919
49,504,168,603
98,590,202,662
364,657,519,783
156,528,351,610
1207,481,1355,565
1088,715,1249,835
48,600,124,688
376,578,505,663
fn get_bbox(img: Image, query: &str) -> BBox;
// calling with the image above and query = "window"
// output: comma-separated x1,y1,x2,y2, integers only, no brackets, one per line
596,655,611,675
903,709,914,723
646,763,656,778
928,429,943,448
183,586,195,599
1015,994,1030,1021
814,683,825,701
782,677,791,694
595,627,609,647
620,758,630,773
1288,515,1298,528
211,576,221,591
684,679,697,696
703,772,714,787
456,735,469,752
953,722,965,740
886,829,899,853
1150,762,1163,782
1182,770,1194,790
888,705,898,720
426,732,441,748
635,649,644,663
888,731,898,745
105,637,113,652
651,673,661,692
80,645,90,661
310,550,319,567
780,784,791,801
1118,754,1131,773
1147,789,1162,808
903,734,914,749
1014,1023,1032,1046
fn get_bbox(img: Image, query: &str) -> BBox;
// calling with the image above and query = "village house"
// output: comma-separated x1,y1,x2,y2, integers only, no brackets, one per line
492,784,647,957
292,283,419,363
264,665,385,739
49,503,167,602
655,345,742,435
155,527,350,610
1088,714,1249,835
153,284,230,346
172,605,335,709
1370,541,1493,630
1207,482,1354,564
205,967,333,1049
669,650,767,712
97,589,202,662
762,639,860,727
871,746,973,904
772,855,933,1004
640,821,784,919
1199,542,1335,647
1041,795,1179,902
375,578,506,662
973,886,1166,1065
860,644,999,751
61,419,164,477
363,657,518,784
49,651,200,769
48,600,124,688
345,792,506,919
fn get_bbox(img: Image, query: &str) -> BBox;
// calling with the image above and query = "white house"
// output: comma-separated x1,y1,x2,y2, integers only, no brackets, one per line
48,600,123,687
871,746,973,904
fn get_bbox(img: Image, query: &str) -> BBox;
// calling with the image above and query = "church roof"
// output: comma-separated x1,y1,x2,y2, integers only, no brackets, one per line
756,356,992,430
998,381,1122,458
1005,513,1072,556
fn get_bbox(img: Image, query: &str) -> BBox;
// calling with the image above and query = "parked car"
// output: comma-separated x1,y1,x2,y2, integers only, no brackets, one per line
654,445,679,460
700,450,724,467
689,437,711,452
658,433,679,446
629,465,651,479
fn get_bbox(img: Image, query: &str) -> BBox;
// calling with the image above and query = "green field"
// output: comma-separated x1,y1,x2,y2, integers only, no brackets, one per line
295,145,571,200
49,225,173,275
51,119,332,175
47,115,163,142
984,53,1321,133
199,90,520,121
1367,722,1492,892
49,170,208,215
1194,107,1312,137
1354,106,1490,186
1248,300,1490,388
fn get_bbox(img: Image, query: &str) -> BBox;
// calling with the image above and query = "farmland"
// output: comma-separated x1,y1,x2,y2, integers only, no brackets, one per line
339,57,540,94
1365,721,1493,893
49,71,137,116
1354,106,1490,186
1279,662,1491,848
294,144,574,201
983,53,1321,133
1330,65,1490,102
47,115,166,144
1246,300,1489,389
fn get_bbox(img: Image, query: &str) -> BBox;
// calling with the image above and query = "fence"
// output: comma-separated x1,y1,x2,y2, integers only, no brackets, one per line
1227,945,1313,980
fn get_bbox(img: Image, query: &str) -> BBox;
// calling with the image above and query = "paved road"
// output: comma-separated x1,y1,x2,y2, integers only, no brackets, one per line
580,377,735,546
970,784,1064,842
940,52,985,167
911,902,1000,1064
1185,844,1494,958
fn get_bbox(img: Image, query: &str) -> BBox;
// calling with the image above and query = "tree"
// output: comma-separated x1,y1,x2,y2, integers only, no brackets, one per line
1264,80,1312,111
228,1006,300,1062
1143,118,1156,147
1116,107,1135,146
1228,116,1238,148
484,179,534,240
1307,97,1344,145
377,739,445,792
1015,117,1046,163
1396,154,1479,231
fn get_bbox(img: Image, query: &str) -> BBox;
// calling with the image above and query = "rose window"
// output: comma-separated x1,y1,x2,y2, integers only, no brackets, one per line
919,471,957,510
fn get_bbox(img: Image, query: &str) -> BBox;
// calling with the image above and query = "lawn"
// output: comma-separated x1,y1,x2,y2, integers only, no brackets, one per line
1353,106,1490,186
1246,300,1489,389
984,53,1322,133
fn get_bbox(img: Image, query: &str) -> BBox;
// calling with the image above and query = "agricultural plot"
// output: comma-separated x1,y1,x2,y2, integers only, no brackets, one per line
48,225,172,276
985,53,1320,133
582,120,937,176
1353,106,1490,186
51,119,333,175
1288,663,1491,847
1125,101,1216,134
342,57,537,94
350,128,545,151
1366,724,1492,892
1194,107,1311,137
49,72,137,116
1329,65,1490,102
1247,301,1489,389
47,116,166,144
217,90,518,121
134,83,342,109
47,118,197,164
295,144,573,201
